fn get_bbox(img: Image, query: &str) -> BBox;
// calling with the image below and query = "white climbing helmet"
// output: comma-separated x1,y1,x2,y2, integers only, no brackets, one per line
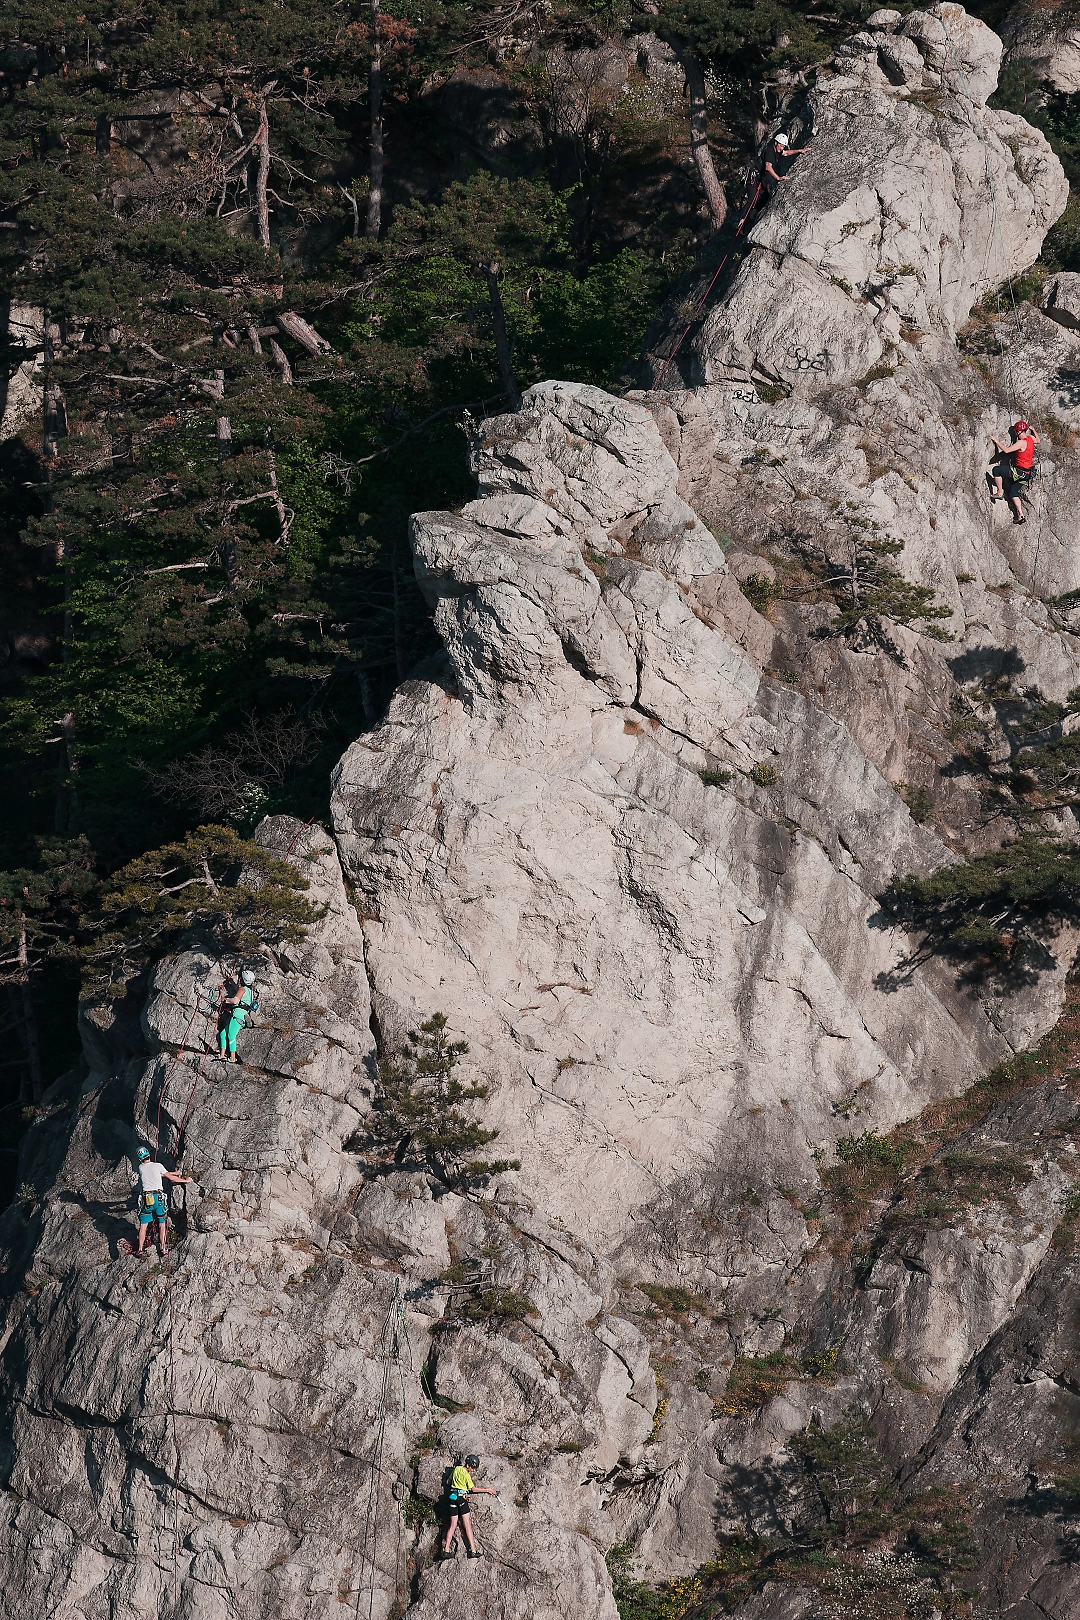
241,970,256,986
774,131,789,147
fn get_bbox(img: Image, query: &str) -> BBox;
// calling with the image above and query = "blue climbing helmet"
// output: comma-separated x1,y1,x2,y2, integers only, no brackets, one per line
137,1146,151,1162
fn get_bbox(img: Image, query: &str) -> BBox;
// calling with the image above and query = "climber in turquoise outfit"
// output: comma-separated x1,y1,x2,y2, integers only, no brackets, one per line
216,970,258,1063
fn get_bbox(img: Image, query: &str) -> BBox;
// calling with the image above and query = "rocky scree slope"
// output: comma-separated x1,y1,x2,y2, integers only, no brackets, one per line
3,6,1080,1619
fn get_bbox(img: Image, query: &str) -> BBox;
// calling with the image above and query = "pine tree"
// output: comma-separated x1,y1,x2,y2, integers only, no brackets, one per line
0,837,97,1101
365,1012,520,1188
80,824,324,998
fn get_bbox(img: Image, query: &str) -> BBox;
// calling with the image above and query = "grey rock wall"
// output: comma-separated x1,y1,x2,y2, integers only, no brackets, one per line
3,9,1080,1620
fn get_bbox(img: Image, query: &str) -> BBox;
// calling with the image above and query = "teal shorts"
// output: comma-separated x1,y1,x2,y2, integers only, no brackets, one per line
139,1191,167,1224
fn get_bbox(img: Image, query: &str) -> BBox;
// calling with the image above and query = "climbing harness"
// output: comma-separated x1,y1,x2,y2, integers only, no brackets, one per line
653,164,766,389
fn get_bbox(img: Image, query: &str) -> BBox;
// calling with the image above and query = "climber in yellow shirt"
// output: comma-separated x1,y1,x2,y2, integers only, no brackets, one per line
441,1454,498,1560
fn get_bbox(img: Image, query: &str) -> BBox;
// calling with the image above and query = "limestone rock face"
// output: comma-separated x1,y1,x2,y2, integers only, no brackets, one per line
4,8,1080,1620
693,7,1064,397
338,374,1056,1253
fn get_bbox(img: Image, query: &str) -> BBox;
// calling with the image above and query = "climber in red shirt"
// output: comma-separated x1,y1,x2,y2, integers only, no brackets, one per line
989,420,1040,525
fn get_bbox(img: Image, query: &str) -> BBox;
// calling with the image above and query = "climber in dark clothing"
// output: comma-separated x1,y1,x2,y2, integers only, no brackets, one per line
762,132,810,197
989,420,1040,525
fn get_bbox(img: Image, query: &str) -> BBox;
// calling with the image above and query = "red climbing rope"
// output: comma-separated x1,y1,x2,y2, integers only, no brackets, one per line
653,178,763,389
284,815,317,858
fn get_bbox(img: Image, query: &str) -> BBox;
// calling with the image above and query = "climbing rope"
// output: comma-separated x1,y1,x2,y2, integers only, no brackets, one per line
284,815,317,858
653,169,764,389
351,1276,441,1616
152,955,242,1157
152,1002,206,1159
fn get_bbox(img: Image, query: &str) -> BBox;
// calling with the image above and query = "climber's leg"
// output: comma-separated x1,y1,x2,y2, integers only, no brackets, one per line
459,1508,477,1554
442,1511,460,1556
1008,473,1026,523
137,1192,165,1254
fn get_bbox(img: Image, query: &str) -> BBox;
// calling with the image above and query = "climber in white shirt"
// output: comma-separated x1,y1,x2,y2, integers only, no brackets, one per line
134,1146,192,1256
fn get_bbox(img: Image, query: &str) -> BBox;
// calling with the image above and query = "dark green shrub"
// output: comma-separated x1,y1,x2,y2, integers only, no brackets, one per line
740,573,781,615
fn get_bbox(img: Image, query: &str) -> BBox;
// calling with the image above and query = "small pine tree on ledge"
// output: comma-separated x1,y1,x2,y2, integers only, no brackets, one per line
781,509,954,649
367,1012,520,1189
877,832,1080,982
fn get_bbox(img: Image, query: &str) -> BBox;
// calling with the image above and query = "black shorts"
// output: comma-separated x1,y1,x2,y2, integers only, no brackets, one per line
446,1492,471,1518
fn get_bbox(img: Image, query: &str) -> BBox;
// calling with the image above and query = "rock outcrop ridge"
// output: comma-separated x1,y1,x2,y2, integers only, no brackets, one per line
3,9,1080,1620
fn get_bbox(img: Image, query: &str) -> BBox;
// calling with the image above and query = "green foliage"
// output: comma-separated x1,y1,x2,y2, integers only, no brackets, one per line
818,1130,911,1234
404,1491,439,1530
638,1283,709,1316
715,1351,794,1417
628,0,848,79
364,1012,520,1187
879,833,1080,977
606,1543,671,1620
836,1131,909,1172
0,837,98,982
614,1410,979,1615
819,514,953,640
387,172,568,277
458,1286,537,1325
1053,1179,1080,1249
854,359,896,389
1049,1470,1080,1507
714,1343,839,1418
749,761,780,787
898,781,933,824
740,572,781,615
795,1406,895,1542
81,825,322,999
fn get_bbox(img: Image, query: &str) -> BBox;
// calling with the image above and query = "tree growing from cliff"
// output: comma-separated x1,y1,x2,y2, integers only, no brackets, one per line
80,825,323,999
366,1011,520,1188
878,832,1080,980
779,510,953,648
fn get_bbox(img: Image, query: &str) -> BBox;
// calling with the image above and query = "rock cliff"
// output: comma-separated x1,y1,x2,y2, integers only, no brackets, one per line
4,8,1080,1619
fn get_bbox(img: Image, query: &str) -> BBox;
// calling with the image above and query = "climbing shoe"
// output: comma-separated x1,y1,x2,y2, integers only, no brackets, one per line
467,1550,484,1559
